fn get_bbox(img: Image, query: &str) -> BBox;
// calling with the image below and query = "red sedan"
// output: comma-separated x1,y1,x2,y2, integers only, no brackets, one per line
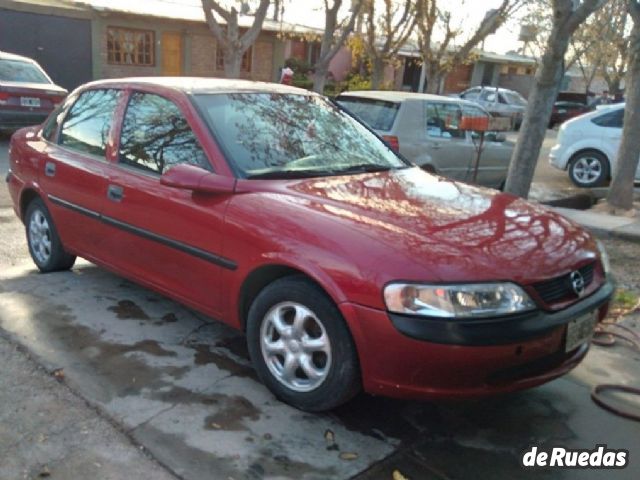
5,78,614,411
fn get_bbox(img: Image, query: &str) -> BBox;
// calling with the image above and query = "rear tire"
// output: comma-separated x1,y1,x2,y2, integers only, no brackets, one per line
246,275,360,411
568,151,609,188
25,198,76,272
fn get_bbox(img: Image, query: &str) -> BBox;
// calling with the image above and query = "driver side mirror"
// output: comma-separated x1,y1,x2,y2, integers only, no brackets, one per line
160,164,236,194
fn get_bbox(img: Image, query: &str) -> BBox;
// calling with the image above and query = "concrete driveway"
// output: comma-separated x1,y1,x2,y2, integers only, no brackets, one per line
1,134,639,479
1,261,638,480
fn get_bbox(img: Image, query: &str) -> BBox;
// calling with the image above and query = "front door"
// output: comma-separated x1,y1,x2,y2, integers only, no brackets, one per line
161,32,183,76
101,91,232,316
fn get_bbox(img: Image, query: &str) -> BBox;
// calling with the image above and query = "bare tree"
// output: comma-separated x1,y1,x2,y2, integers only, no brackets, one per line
607,0,640,211
313,0,363,93
569,0,629,95
201,0,271,79
504,0,606,198
361,0,418,89
416,0,523,94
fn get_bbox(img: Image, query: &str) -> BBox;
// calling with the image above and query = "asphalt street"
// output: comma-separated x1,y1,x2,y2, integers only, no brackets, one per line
1,133,639,480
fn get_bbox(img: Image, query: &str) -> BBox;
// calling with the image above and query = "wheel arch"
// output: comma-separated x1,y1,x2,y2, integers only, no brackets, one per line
19,188,43,223
237,263,345,332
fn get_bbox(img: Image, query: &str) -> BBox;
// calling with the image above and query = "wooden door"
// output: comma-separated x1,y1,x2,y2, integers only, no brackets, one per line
161,32,183,76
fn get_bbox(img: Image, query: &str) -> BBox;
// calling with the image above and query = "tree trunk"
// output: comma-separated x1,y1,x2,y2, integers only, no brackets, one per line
371,57,385,90
504,39,568,197
426,72,443,94
607,22,640,210
224,51,242,79
313,63,329,93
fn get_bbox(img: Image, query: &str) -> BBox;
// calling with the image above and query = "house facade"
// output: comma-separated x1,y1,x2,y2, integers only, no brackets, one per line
0,0,322,89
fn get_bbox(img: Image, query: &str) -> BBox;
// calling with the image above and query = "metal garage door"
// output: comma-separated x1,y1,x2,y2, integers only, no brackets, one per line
0,9,92,90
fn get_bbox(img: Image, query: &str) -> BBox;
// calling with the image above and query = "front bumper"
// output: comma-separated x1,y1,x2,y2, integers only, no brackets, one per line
340,281,613,400
389,279,614,345
549,144,567,170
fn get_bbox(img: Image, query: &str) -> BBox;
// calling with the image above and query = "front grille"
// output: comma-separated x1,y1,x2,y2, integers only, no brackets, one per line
532,263,595,305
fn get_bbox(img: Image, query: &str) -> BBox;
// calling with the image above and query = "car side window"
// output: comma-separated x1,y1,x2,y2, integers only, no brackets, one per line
461,88,480,100
59,89,120,157
119,92,211,175
426,102,464,139
591,109,623,128
480,90,497,102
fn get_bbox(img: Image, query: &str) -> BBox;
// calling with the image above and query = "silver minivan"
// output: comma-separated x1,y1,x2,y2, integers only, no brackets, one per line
336,90,514,189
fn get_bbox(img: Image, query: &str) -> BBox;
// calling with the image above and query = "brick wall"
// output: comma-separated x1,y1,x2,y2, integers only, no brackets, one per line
443,64,473,94
190,34,217,76
190,34,274,81
98,18,275,82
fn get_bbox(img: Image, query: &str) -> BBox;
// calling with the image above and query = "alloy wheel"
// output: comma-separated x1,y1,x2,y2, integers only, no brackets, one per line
28,209,52,265
260,301,332,392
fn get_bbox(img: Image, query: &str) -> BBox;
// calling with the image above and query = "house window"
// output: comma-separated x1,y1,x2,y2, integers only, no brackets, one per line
216,45,253,72
107,27,155,66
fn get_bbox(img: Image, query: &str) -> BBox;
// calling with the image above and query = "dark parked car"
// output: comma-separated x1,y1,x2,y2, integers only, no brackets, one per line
7,78,613,411
549,101,591,128
0,50,67,131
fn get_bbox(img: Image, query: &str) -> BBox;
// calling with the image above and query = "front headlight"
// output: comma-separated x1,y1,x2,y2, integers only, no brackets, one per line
383,282,536,318
596,239,610,276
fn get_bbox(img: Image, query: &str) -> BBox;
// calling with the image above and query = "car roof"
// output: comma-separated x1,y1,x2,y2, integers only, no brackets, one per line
79,77,315,96
338,90,482,108
0,50,39,64
465,86,519,94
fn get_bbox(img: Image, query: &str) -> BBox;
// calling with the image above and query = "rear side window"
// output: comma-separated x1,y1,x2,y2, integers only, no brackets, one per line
60,89,121,157
426,102,464,139
336,97,400,131
119,92,210,175
591,109,623,128
0,59,50,84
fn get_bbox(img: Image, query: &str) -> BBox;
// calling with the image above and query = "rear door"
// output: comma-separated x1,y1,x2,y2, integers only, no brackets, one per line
424,101,473,180
40,88,122,255
100,90,233,315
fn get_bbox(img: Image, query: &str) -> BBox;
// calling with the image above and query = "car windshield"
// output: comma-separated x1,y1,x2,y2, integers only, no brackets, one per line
193,93,408,179
0,59,51,84
502,91,527,106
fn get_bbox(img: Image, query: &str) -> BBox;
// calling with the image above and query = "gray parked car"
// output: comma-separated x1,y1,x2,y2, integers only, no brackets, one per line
336,90,514,189
459,86,527,130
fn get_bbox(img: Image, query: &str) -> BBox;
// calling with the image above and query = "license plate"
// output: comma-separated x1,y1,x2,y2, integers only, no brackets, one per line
20,97,41,108
565,311,597,352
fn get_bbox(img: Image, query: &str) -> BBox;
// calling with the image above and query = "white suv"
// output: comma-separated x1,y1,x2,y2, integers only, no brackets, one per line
549,104,640,187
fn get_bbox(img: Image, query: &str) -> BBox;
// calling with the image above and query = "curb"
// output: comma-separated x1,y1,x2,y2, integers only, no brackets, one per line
551,207,640,244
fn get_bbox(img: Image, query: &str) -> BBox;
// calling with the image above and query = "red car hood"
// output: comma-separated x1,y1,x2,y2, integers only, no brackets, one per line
236,167,597,286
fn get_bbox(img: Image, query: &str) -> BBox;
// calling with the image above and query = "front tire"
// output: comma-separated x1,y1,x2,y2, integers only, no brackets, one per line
246,276,360,411
25,198,76,272
568,151,609,188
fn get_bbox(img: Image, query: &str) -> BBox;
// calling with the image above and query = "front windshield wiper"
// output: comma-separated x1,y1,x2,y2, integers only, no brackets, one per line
246,169,337,180
330,163,395,174
246,163,402,180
